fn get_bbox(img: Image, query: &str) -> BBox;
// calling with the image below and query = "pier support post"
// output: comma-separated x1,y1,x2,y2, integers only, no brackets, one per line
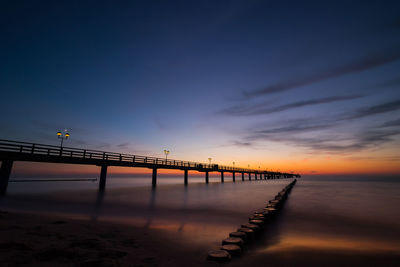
99,165,108,191
220,172,224,183
255,173,257,180
0,160,13,195
205,171,209,184
248,173,251,181
241,172,244,181
152,168,157,188
232,172,235,182
264,174,267,180
184,169,188,185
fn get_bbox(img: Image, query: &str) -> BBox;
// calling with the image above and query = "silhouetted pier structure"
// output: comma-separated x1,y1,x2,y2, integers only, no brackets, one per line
0,139,300,194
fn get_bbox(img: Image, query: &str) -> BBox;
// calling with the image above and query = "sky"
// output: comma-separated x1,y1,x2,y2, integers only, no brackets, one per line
1,0,400,176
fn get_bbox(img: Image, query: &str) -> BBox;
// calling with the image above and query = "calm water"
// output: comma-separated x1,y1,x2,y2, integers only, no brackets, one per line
1,175,400,265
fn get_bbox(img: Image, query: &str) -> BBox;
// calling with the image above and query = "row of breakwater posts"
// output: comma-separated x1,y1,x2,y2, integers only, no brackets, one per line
0,139,301,195
207,179,297,262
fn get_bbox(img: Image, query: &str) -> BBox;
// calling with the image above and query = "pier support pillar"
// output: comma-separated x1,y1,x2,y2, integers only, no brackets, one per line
241,172,244,181
205,171,209,184
0,160,13,195
248,173,251,181
184,169,188,186
232,172,235,182
264,174,267,180
99,165,108,191
220,172,224,183
152,168,157,188
255,173,257,180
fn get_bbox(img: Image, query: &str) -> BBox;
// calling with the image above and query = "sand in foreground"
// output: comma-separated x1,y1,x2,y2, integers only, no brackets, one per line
0,210,217,267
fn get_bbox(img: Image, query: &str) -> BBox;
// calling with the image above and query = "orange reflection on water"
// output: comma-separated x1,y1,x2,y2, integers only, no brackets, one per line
263,234,400,254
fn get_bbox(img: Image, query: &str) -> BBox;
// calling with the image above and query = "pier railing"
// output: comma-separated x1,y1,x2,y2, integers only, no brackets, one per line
0,139,265,173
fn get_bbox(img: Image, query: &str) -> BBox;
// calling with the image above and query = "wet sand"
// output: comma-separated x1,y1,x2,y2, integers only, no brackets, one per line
0,210,215,267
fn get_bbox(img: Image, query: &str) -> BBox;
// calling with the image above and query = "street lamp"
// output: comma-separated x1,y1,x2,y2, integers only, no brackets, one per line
163,149,170,160
208,157,212,165
57,129,70,147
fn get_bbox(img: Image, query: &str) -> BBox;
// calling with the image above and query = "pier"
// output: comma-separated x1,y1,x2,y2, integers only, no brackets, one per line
0,139,301,194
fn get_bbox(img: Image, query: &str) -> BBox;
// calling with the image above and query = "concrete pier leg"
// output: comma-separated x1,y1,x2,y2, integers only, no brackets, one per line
264,174,267,180
184,169,188,186
152,168,157,188
248,173,251,181
99,165,108,191
241,172,244,181
205,171,209,184
220,172,224,183
0,160,13,195
232,172,235,182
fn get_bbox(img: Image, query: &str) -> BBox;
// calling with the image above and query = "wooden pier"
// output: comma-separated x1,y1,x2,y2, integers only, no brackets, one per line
0,139,301,194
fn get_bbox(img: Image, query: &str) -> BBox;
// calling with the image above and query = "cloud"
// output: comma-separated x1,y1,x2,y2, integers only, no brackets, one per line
246,125,400,153
221,95,362,116
231,141,253,147
251,123,333,136
347,99,400,120
117,142,130,148
381,118,400,127
244,48,400,97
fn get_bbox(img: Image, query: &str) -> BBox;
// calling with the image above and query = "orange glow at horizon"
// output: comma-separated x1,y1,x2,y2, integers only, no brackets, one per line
9,154,400,178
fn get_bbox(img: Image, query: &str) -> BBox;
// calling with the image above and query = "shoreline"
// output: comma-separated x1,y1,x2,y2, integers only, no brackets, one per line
0,209,216,267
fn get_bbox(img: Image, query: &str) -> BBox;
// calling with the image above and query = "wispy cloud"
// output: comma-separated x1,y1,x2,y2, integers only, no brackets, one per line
243,48,400,97
230,99,400,153
245,127,400,153
346,99,400,120
382,118,400,127
221,95,362,116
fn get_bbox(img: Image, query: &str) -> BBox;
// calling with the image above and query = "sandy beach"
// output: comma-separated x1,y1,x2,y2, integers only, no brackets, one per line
0,210,217,267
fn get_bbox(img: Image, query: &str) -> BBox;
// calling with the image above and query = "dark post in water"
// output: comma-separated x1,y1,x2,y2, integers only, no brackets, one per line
0,160,13,195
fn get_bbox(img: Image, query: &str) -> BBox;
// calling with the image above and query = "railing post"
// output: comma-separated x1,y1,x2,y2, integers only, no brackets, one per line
0,160,14,195
119,154,122,161
83,150,86,158
31,144,35,154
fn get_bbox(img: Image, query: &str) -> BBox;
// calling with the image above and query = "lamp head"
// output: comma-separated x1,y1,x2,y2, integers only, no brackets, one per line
57,131,62,138
65,133,70,139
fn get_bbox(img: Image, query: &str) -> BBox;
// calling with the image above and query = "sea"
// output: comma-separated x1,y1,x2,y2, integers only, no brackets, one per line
1,175,400,266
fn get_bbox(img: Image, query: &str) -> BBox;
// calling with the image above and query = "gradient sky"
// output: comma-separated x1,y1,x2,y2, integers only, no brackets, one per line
1,0,400,176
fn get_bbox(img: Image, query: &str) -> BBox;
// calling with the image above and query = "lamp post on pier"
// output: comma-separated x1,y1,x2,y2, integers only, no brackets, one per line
57,130,70,148
163,149,170,160
208,157,212,164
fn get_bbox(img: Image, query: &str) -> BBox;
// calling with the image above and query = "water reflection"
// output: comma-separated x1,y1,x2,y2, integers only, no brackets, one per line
144,187,157,228
90,189,105,222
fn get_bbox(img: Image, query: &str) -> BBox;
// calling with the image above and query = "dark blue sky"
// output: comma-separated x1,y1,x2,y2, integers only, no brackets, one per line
1,0,400,173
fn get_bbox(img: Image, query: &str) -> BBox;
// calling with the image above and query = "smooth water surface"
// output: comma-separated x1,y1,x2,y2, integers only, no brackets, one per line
1,175,400,265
